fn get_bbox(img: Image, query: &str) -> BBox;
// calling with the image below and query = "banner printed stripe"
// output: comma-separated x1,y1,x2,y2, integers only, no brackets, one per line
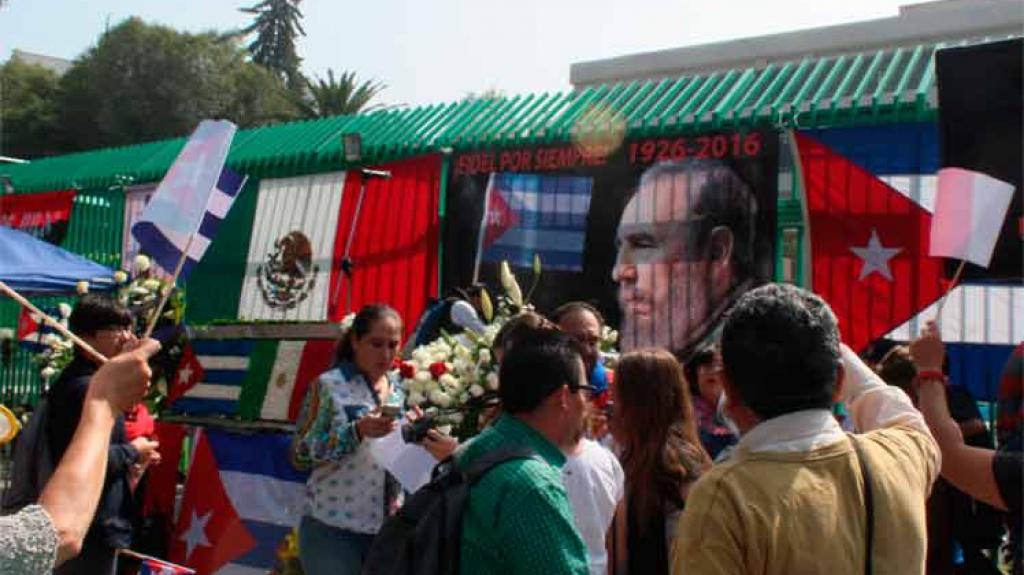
184,383,242,400
197,354,250,370
502,190,593,215
169,398,238,415
207,430,308,482
484,246,584,271
496,173,593,196
237,339,280,420
193,339,255,356
491,229,586,251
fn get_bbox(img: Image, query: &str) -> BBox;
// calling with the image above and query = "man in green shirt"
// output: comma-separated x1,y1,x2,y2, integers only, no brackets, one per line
457,329,592,575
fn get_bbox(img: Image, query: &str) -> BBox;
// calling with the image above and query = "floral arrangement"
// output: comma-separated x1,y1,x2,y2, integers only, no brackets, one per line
396,260,536,441
36,303,75,382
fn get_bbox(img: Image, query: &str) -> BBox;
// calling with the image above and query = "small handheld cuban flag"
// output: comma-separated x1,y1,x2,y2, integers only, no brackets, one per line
131,120,246,282
115,549,195,574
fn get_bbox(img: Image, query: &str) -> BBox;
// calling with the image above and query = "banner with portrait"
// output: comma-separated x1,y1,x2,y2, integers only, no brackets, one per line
443,130,779,360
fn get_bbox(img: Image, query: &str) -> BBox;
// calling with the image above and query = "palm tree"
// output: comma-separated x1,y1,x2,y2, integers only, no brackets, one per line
300,69,386,118
239,0,305,91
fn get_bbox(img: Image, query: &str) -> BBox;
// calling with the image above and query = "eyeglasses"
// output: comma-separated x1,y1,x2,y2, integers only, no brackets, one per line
573,383,600,399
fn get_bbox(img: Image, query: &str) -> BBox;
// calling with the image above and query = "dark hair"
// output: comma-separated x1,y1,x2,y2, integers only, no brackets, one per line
720,283,841,420
549,301,604,328
492,311,553,358
684,345,716,397
335,304,402,364
615,348,709,534
69,294,132,337
498,329,584,414
876,345,916,396
448,283,486,301
638,158,758,282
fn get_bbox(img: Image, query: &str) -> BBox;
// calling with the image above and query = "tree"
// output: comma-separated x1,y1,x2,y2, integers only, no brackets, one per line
0,58,61,158
56,18,299,151
299,69,386,118
239,0,305,91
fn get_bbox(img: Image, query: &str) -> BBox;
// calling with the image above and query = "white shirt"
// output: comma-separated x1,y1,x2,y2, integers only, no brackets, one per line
734,344,938,476
449,300,487,334
562,439,624,575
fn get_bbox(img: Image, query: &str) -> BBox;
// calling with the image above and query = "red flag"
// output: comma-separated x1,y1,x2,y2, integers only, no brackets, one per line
169,432,255,573
16,308,40,342
482,185,519,249
795,132,947,352
168,345,204,403
143,422,187,519
286,339,336,422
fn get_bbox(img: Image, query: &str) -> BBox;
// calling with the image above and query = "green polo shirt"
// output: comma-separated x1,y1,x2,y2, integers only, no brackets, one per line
457,414,589,575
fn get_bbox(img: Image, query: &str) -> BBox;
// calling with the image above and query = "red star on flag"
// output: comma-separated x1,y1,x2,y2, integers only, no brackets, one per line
168,344,204,403
169,432,255,573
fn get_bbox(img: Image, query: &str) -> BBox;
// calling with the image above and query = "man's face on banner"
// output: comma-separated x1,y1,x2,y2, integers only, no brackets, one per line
613,168,714,355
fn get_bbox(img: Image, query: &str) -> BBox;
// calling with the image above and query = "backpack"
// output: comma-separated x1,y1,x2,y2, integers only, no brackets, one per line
2,396,55,513
362,445,536,575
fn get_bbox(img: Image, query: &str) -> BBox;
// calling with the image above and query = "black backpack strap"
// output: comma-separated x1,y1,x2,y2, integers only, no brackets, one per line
462,445,538,485
849,435,875,575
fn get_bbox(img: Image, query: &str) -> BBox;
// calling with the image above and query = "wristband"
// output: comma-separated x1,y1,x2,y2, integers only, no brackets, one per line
913,370,947,385
352,419,363,443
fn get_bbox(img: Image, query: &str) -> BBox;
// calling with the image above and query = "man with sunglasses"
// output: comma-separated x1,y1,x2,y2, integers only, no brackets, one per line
614,158,759,362
45,294,161,574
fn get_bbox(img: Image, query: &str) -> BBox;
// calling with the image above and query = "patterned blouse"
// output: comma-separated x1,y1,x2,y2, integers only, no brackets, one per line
0,504,59,574
293,362,404,535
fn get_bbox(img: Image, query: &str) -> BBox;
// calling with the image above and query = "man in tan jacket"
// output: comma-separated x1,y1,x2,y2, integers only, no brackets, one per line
672,283,939,575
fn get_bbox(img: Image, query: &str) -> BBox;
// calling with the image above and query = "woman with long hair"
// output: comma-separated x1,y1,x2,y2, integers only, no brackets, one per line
610,348,711,575
291,304,408,574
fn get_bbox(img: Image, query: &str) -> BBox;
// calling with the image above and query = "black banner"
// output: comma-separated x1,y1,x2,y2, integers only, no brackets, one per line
443,130,778,360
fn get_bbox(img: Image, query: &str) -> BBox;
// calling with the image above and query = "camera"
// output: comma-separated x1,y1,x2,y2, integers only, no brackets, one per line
401,414,436,444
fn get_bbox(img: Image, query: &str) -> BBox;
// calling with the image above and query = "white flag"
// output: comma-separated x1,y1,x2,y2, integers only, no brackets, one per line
929,167,1016,267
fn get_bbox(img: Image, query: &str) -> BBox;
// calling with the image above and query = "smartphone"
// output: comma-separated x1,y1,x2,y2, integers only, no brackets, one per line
380,404,402,419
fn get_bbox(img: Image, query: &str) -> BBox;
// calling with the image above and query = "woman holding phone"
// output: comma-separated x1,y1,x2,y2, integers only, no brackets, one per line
291,304,408,575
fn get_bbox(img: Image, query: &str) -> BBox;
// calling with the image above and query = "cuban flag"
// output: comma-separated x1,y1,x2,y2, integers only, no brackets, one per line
132,120,244,282
477,172,593,272
17,307,58,351
168,340,254,416
137,556,195,574
171,429,308,574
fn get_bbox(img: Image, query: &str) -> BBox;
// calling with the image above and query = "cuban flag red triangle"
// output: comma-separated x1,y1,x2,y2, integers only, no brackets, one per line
167,344,204,403
169,432,255,573
482,185,519,249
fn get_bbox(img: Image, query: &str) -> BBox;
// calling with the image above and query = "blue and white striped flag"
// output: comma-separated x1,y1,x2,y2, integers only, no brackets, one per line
169,339,253,416
131,120,242,281
479,172,593,272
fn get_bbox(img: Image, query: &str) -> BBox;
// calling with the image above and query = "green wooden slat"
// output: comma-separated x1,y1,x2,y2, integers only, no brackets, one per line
550,86,607,138
470,96,523,145
497,93,547,142
636,77,689,129
667,72,721,128
709,68,757,127
692,70,740,128
751,63,794,120
659,75,708,125
618,79,658,121
852,50,888,102
532,93,573,140
624,78,672,123
893,45,926,97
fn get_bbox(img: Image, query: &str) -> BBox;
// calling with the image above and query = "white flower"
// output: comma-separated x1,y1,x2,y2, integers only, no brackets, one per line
0,328,14,340
499,261,523,307
436,424,453,435
469,384,485,398
454,344,471,359
112,270,128,284
75,281,89,294
477,349,492,365
414,370,433,384
57,303,72,319
40,366,56,380
407,392,426,407
339,313,356,333
438,373,459,390
142,279,162,292
428,390,453,408
449,413,464,425
42,334,60,347
411,349,431,364
486,372,500,391
132,254,151,275
424,380,441,394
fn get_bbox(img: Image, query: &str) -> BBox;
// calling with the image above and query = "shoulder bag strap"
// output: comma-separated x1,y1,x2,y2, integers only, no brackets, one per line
849,435,875,575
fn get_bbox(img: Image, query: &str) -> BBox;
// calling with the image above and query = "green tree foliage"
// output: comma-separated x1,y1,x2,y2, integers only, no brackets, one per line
56,18,299,151
239,0,305,91
0,59,61,158
299,69,386,118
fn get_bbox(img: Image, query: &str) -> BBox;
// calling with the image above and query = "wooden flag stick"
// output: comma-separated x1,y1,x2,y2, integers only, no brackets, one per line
0,279,108,364
142,234,194,339
934,259,968,321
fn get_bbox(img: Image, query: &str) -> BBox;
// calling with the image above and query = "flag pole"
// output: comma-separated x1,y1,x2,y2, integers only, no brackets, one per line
0,280,108,364
472,173,497,284
933,258,967,320
142,234,194,339
785,129,813,289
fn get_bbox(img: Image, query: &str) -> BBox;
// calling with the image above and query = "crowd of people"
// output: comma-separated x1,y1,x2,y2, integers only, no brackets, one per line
0,282,1020,575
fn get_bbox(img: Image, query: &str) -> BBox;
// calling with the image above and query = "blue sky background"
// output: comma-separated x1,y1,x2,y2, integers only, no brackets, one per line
1,0,910,107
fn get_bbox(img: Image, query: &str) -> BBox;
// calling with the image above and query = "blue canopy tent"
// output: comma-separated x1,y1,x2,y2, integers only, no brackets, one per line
0,226,116,294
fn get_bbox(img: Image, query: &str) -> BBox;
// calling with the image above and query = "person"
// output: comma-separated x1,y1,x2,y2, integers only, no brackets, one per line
684,346,737,460
613,158,760,363
672,283,940,575
0,339,159,574
456,329,591,574
877,343,1004,574
405,284,488,353
609,348,710,574
43,295,160,575
551,302,613,394
913,322,1022,574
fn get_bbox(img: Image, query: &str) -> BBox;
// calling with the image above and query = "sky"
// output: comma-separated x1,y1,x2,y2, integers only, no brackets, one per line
0,0,914,108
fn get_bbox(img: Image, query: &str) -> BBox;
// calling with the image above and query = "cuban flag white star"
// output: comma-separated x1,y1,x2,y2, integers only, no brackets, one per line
850,228,902,281
179,509,212,560
177,364,192,383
